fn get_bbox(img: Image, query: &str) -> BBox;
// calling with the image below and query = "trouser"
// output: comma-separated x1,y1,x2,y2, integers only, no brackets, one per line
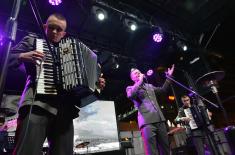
190,126,219,155
192,135,206,155
140,122,170,155
13,106,74,155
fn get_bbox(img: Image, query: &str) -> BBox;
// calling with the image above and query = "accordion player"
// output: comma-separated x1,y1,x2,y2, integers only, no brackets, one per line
35,36,100,107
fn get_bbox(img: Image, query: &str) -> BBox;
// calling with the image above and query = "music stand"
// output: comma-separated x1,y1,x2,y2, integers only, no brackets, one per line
196,71,229,125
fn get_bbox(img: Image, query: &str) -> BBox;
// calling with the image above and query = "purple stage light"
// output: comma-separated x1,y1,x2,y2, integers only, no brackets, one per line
49,0,62,6
0,34,3,46
153,33,163,43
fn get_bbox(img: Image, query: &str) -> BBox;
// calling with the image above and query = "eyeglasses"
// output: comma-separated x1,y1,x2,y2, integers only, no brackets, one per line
182,99,190,102
47,24,64,32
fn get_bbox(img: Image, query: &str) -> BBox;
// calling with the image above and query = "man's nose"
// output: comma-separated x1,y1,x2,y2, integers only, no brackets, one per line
52,29,57,33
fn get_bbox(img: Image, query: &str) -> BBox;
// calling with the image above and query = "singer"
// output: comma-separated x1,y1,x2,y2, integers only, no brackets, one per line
126,64,174,155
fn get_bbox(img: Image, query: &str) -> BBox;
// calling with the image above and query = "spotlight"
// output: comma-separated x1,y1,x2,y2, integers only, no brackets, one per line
115,63,119,69
182,45,188,51
92,6,108,21
176,40,188,51
124,19,138,31
130,23,137,31
49,0,62,6
97,11,105,21
168,96,175,101
0,34,3,46
111,55,119,70
152,27,163,43
153,33,163,43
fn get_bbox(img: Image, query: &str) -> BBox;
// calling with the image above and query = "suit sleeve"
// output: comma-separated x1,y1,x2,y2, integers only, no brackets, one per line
153,79,171,94
8,35,35,68
126,85,139,99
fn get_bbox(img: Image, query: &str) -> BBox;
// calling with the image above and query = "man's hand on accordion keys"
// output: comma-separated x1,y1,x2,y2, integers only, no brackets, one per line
97,73,106,91
18,50,45,65
180,117,191,122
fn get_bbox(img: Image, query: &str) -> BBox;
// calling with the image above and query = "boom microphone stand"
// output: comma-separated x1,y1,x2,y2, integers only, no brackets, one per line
0,0,22,105
0,0,22,121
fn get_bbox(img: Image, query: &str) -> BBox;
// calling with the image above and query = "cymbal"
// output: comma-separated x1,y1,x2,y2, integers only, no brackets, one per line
196,71,225,86
0,108,16,117
75,142,90,148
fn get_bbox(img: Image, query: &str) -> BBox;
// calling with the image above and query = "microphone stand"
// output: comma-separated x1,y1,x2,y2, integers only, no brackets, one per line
166,75,219,109
0,0,22,116
166,74,221,155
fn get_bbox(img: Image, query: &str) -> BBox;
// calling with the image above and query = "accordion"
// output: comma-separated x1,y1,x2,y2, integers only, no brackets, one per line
184,105,211,130
35,37,99,107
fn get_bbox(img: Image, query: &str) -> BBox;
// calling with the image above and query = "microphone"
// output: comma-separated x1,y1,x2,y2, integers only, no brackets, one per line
146,69,154,76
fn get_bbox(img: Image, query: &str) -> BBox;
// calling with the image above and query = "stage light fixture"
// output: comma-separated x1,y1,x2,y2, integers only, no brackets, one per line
153,33,163,43
168,95,175,101
153,27,163,43
92,6,108,21
110,55,120,70
124,19,138,31
114,63,119,69
97,11,105,21
182,45,188,51
0,34,3,46
176,40,188,51
49,0,62,6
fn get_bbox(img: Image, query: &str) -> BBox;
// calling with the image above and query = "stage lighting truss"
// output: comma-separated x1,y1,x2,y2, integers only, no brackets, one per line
91,1,168,36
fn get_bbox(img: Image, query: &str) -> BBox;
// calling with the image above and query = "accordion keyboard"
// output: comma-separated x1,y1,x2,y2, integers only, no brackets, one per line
36,39,57,95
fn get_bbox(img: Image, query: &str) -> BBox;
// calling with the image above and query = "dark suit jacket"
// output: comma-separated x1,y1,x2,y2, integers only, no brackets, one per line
126,80,171,129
